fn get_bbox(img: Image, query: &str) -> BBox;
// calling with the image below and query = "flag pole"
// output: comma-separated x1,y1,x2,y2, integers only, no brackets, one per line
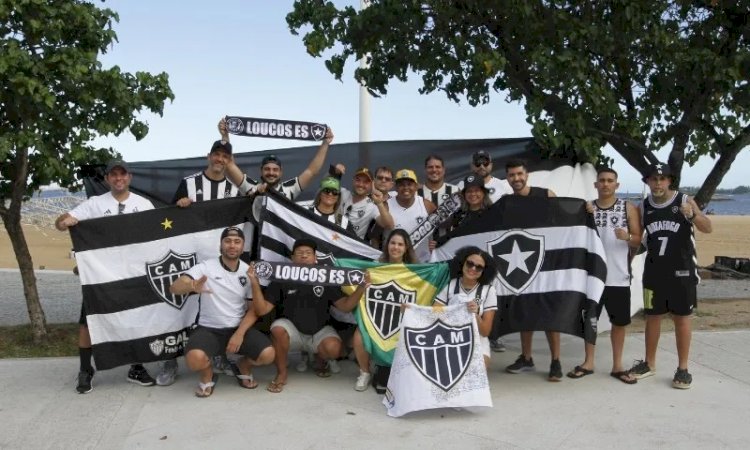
358,0,372,167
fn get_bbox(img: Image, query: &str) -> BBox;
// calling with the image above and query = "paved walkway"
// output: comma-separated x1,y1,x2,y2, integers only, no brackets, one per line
1,331,749,449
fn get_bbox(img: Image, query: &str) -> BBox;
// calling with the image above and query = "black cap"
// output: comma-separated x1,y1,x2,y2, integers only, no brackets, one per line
210,140,232,155
220,226,245,241
472,150,492,164
462,174,487,192
292,238,317,253
106,160,130,174
261,155,281,167
642,162,673,182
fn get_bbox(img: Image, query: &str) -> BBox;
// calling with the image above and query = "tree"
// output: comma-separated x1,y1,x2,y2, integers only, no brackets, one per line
0,0,174,343
287,0,749,208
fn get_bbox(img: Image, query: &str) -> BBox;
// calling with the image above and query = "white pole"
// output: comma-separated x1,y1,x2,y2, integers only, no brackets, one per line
359,0,371,143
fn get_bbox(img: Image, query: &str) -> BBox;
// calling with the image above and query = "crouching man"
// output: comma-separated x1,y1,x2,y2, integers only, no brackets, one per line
170,227,275,397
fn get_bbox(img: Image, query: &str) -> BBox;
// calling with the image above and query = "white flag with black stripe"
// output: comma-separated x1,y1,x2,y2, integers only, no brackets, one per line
431,196,606,344
258,190,381,263
70,197,253,370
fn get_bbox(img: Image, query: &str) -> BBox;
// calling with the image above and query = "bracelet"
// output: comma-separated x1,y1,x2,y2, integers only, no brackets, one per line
627,233,632,241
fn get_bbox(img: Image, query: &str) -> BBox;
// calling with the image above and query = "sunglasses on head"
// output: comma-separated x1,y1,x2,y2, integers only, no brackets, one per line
321,188,339,196
465,260,485,271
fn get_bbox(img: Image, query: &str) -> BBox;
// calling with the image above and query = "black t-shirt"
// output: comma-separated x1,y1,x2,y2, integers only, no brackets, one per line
263,281,342,335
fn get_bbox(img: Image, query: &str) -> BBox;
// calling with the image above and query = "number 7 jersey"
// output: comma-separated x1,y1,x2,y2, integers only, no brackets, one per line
640,191,698,287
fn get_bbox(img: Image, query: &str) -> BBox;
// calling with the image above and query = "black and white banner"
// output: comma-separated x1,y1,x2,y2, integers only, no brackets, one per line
409,193,462,259
431,196,606,344
258,190,381,263
384,304,492,418
70,197,253,370
224,115,327,141
253,261,367,287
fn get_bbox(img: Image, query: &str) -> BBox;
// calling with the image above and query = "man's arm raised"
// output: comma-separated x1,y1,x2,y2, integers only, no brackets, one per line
297,127,334,190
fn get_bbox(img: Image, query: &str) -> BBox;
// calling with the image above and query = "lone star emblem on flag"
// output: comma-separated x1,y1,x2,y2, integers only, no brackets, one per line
161,218,173,230
498,241,535,275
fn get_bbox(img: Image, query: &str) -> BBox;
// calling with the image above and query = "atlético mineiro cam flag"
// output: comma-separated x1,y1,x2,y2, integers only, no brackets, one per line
224,115,328,141
431,196,607,344
69,197,253,370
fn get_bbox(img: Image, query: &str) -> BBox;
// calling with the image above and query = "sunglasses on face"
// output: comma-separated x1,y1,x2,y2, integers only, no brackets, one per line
321,188,340,196
473,160,491,168
465,260,485,271
376,176,393,182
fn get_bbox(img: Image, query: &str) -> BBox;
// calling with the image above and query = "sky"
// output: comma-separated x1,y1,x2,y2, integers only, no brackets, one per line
93,0,748,192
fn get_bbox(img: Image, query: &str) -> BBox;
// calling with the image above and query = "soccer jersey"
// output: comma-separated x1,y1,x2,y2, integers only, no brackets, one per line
185,258,251,329
593,198,631,287
172,172,240,203
339,188,380,240
387,196,429,234
641,191,697,287
263,281,341,335
434,279,498,315
69,191,153,220
241,176,302,200
310,206,355,234
418,183,459,208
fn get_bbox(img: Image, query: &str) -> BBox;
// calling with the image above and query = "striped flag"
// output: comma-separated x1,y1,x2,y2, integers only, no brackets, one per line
431,196,606,344
69,197,253,370
258,190,381,263
338,259,450,365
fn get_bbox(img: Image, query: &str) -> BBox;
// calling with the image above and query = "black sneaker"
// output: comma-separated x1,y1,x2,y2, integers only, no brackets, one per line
506,355,535,374
548,359,563,382
628,360,655,379
127,365,156,386
672,368,692,389
489,338,507,353
76,369,94,394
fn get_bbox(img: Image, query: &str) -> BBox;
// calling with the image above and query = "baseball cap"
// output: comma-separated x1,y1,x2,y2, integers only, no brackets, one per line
106,160,130,174
261,155,281,167
642,162,673,182
461,175,487,192
319,177,340,192
354,167,373,181
472,150,492,164
220,226,245,241
394,169,418,184
210,140,232,155
292,238,317,253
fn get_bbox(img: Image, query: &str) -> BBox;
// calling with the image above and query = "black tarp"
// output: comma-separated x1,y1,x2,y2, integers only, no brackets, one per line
83,137,576,205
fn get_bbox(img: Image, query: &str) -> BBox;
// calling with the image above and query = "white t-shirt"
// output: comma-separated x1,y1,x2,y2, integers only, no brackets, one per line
387,196,429,234
339,188,380,240
435,279,497,357
185,258,251,329
69,191,154,220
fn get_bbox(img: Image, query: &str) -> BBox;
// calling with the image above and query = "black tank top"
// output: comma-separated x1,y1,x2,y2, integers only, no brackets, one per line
527,186,548,198
641,192,697,286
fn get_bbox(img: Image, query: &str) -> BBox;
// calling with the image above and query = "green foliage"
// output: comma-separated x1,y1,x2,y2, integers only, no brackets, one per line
0,0,174,200
287,0,749,200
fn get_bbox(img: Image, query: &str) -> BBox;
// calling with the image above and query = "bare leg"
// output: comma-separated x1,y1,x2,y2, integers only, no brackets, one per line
270,326,290,384
520,331,533,359
546,331,561,361
673,315,692,370
610,325,626,373
353,329,371,373
644,314,663,370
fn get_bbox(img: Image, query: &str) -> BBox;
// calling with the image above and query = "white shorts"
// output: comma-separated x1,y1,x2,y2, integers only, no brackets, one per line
271,318,340,354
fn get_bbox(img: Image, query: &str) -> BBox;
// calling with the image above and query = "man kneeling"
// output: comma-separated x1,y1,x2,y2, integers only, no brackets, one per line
170,227,275,397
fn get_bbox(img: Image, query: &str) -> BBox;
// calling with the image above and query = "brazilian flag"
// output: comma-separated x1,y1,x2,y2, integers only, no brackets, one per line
337,259,450,366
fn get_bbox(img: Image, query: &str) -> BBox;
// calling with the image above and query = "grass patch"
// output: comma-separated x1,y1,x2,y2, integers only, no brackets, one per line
0,323,79,358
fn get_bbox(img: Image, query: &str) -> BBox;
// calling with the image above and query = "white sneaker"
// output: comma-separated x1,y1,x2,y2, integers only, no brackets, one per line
328,359,341,374
355,370,372,391
296,352,309,372
155,359,178,386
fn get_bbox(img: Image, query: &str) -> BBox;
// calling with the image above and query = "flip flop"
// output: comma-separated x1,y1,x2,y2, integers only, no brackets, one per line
566,365,594,379
195,373,218,398
266,379,286,393
228,360,258,389
611,371,637,385
315,362,331,378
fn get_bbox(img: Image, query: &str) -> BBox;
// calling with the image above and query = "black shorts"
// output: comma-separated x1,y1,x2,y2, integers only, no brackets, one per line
186,326,271,360
596,286,631,326
79,303,87,326
643,278,697,316
329,317,357,345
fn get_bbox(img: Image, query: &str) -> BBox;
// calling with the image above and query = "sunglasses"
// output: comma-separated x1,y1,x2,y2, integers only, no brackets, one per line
473,160,491,168
465,260,485,271
321,188,340,196
376,176,393,182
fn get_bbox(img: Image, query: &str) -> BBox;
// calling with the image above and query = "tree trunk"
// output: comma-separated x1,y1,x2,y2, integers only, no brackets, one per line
0,208,48,343
695,146,745,210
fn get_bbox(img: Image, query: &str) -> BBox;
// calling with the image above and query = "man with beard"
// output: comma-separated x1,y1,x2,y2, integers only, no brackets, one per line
418,155,458,208
338,167,394,240
169,227,275,397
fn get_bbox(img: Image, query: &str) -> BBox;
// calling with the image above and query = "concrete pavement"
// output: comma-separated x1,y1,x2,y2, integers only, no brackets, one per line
1,331,749,449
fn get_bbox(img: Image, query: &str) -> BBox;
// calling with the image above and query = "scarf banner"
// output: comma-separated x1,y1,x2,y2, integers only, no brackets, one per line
338,259,450,366
70,197,253,370
431,196,606,344
253,261,367,287
224,115,327,141
409,192,462,252
384,303,492,417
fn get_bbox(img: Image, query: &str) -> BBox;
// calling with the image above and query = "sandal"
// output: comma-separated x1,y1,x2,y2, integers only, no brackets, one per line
195,373,218,398
611,371,637,385
314,362,331,378
266,379,286,393
566,365,594,379
228,360,258,389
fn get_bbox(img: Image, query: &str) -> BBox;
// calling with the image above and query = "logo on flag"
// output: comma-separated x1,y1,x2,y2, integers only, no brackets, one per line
346,269,366,286
146,251,197,309
226,117,245,134
149,338,165,356
313,286,324,297
316,251,336,266
254,261,274,280
311,124,327,140
488,230,544,294
365,281,416,340
404,320,474,391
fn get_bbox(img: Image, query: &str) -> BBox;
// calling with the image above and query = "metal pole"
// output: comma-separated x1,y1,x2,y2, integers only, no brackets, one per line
358,0,372,167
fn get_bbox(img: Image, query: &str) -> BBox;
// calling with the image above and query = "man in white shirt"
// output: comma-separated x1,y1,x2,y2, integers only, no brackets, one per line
55,160,156,394
457,150,512,203
338,167,394,240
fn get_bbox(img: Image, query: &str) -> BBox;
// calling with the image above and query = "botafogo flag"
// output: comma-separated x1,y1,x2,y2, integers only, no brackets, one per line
431,196,606,344
338,259,450,366
69,197,253,370
384,303,492,418
257,190,381,264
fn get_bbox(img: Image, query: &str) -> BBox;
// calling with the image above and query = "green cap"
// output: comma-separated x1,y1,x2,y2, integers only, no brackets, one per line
320,177,340,191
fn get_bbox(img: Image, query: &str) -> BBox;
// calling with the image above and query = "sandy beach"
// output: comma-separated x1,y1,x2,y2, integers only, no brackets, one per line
2,215,748,270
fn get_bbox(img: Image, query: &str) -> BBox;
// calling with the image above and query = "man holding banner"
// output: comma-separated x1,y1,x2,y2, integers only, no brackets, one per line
387,169,436,262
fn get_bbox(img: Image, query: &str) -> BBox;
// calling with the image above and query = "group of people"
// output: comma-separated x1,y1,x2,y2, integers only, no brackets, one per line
55,118,712,398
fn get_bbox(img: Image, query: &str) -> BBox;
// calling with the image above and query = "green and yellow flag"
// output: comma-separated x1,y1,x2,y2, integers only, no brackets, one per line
337,259,450,366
